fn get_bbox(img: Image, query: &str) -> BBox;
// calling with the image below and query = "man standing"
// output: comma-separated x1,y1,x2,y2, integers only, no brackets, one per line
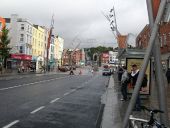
120,66,129,101
118,66,123,82
131,64,141,111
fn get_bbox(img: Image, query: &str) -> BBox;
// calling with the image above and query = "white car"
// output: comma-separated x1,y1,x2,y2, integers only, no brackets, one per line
102,68,111,76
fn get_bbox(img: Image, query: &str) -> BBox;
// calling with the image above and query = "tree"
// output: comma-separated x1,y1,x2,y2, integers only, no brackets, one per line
0,26,11,68
85,46,113,60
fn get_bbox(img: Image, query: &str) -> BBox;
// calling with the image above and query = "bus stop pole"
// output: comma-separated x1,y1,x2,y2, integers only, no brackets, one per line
123,0,167,127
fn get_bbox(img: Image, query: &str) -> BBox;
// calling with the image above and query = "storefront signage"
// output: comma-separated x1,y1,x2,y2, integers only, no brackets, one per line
11,54,32,60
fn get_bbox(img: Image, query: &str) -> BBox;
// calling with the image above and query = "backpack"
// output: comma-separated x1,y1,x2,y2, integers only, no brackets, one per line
141,74,148,87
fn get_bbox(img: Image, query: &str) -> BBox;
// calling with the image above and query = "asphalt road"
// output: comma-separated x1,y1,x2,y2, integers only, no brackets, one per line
0,71,109,128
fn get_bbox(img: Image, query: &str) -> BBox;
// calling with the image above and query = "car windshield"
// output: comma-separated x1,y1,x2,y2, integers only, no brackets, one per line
103,69,110,71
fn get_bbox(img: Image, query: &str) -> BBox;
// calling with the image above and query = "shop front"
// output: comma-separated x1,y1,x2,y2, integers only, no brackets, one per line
9,54,32,71
31,56,44,72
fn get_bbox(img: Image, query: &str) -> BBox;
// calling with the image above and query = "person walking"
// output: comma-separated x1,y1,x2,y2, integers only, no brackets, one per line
166,68,170,86
120,66,129,101
131,64,141,111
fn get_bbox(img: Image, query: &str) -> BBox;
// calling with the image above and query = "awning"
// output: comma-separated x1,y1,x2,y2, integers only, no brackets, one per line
11,54,32,61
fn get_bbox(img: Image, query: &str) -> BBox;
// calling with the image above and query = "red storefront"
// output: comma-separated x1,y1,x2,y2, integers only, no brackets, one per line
8,54,32,70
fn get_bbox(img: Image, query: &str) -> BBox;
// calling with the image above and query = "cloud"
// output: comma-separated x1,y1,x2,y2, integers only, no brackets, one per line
0,0,148,48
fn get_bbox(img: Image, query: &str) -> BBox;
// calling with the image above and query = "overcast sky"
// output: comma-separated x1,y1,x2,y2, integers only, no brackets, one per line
0,0,149,48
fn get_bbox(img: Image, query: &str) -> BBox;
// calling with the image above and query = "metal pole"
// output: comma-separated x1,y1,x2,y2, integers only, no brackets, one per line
123,0,167,127
146,0,169,126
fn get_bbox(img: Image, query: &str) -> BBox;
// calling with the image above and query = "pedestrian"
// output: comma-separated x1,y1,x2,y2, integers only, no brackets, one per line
120,66,129,101
117,66,123,82
166,68,170,86
131,64,141,111
79,69,82,75
69,68,74,75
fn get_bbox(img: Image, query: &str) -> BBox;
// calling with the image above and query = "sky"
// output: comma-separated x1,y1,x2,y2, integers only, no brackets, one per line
0,0,149,48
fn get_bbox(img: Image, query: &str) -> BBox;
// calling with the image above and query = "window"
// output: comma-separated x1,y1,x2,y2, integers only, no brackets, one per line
20,46,23,53
27,35,29,43
164,34,167,46
20,34,24,41
160,36,163,47
21,24,24,30
30,27,32,34
27,25,29,32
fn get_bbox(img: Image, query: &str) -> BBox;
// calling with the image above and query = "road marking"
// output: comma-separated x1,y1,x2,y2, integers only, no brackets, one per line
50,98,60,103
70,89,76,92
30,106,45,114
3,120,19,128
64,92,70,96
0,76,70,91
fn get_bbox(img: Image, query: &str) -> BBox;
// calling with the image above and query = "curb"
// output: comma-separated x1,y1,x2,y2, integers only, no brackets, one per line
101,76,122,128
0,72,68,80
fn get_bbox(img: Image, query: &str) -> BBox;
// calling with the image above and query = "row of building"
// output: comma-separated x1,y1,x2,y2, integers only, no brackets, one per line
116,21,170,70
0,14,64,72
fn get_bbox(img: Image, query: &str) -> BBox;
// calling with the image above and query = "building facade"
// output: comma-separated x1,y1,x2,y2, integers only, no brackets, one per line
136,22,170,69
109,51,118,64
5,14,33,70
31,25,45,72
57,36,64,66
0,17,5,32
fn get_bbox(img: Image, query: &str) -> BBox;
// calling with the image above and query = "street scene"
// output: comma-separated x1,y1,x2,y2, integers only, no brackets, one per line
1,0,170,128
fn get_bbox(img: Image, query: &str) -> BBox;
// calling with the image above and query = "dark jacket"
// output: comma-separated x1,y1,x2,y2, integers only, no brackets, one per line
131,71,139,87
166,69,170,78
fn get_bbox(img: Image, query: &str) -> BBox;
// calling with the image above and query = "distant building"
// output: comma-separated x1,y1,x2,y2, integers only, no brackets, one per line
136,22,170,68
101,52,109,64
0,17,5,32
109,51,118,64
63,49,85,66
55,36,64,66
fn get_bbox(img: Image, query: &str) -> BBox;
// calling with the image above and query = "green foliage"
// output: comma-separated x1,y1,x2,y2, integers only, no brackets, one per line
0,26,11,66
85,46,113,60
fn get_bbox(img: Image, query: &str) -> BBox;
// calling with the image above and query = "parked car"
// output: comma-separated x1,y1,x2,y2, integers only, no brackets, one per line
102,68,111,76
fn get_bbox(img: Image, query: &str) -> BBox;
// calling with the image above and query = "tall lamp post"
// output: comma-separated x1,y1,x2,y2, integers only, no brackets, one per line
46,15,54,71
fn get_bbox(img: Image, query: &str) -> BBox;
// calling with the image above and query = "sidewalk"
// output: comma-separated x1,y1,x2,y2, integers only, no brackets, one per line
101,74,170,128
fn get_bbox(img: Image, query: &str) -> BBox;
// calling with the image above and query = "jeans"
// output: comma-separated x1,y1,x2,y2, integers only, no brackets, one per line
121,83,127,100
134,94,141,111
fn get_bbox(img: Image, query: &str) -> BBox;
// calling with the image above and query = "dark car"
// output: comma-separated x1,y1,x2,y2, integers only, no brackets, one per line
102,68,111,76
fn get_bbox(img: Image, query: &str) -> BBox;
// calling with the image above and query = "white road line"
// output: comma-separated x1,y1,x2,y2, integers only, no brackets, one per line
71,89,76,92
0,76,69,91
30,106,45,114
3,120,19,128
64,92,70,96
50,98,60,103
